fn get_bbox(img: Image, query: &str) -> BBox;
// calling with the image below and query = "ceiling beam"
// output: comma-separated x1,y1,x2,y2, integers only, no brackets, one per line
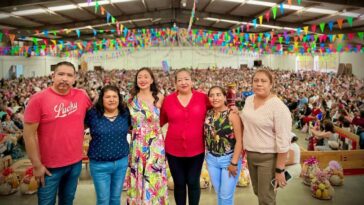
38,4,79,22
301,14,332,24
33,9,177,30
0,22,23,30
201,0,212,12
55,21,223,41
225,1,247,15
141,0,149,12
12,15,48,26
276,2,320,22
67,0,102,19
110,2,125,15
0,0,59,9
7,7,359,35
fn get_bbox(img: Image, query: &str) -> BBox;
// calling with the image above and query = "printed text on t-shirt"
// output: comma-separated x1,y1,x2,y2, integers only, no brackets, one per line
54,102,78,118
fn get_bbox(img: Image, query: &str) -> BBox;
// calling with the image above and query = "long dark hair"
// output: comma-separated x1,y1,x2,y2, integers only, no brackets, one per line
130,67,159,105
95,85,127,116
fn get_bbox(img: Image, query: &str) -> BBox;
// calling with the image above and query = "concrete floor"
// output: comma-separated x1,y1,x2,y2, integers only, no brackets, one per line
1,166,364,205
1,129,362,205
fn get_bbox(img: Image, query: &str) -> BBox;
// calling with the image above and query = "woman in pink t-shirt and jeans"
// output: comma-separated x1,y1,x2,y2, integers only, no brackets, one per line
160,68,209,205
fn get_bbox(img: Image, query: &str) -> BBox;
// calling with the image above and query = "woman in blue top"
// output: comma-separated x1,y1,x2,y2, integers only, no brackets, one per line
85,85,131,205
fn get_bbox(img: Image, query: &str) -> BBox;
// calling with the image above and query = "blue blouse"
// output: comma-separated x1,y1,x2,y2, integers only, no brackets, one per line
85,108,130,161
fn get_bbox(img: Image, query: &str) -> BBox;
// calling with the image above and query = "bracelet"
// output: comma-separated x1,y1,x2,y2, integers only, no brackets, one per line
230,162,238,166
275,168,285,173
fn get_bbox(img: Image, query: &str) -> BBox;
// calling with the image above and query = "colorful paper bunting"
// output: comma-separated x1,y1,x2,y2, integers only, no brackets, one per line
319,22,325,32
101,6,105,15
95,1,99,13
337,18,344,29
328,21,334,31
303,26,308,35
259,15,263,25
272,6,277,19
265,11,270,22
8,34,15,44
347,17,353,27
348,33,354,40
311,24,317,33
253,19,257,28
76,29,80,38
358,32,364,40
107,12,111,23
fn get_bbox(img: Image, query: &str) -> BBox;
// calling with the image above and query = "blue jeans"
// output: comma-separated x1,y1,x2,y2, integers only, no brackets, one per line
206,152,242,205
90,156,128,205
359,132,364,149
37,161,82,205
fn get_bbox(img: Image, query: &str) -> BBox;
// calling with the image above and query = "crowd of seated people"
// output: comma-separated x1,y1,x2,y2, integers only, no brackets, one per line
0,67,363,160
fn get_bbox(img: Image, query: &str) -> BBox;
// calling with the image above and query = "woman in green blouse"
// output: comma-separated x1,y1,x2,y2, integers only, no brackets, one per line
204,86,243,205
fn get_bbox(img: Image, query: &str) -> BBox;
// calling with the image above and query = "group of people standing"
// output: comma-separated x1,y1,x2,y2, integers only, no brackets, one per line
23,61,292,205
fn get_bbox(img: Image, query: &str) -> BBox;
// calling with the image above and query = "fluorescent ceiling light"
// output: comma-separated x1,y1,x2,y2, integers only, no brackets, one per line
131,18,152,22
340,12,360,18
12,8,46,16
305,8,337,15
283,4,303,10
222,0,245,3
283,27,296,31
78,0,109,7
220,19,242,24
0,13,10,19
204,17,245,24
246,0,276,7
224,1,302,10
204,17,220,21
260,24,282,29
18,37,42,41
48,5,78,11
111,0,135,3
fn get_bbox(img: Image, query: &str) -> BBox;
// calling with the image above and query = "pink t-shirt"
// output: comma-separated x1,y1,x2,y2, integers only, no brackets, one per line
161,90,209,157
241,95,292,153
24,87,92,168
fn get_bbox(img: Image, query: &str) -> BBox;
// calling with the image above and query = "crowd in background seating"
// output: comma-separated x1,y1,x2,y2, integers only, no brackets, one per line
0,67,364,158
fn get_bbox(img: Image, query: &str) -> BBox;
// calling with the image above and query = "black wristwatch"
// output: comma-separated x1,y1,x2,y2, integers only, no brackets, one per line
230,162,238,166
275,168,285,173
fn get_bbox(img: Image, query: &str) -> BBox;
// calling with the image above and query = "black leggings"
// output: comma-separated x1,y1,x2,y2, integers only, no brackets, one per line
166,152,205,205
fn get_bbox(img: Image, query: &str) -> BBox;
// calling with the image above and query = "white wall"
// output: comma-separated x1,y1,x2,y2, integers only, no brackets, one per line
261,54,296,71
261,53,364,79
82,47,259,71
1,48,363,80
0,56,79,79
338,52,364,79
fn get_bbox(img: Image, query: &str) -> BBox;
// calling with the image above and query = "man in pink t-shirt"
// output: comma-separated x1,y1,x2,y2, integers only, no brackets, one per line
24,61,91,205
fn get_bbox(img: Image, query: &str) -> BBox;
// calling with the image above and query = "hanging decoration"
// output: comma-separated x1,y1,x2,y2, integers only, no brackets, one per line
0,0,363,57
187,0,197,32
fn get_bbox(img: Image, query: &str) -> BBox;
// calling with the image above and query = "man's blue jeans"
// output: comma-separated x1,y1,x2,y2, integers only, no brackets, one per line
90,156,128,205
359,132,364,149
206,152,242,205
37,161,82,205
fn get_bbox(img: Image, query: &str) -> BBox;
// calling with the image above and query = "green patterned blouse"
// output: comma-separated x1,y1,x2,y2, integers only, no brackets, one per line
204,109,236,156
